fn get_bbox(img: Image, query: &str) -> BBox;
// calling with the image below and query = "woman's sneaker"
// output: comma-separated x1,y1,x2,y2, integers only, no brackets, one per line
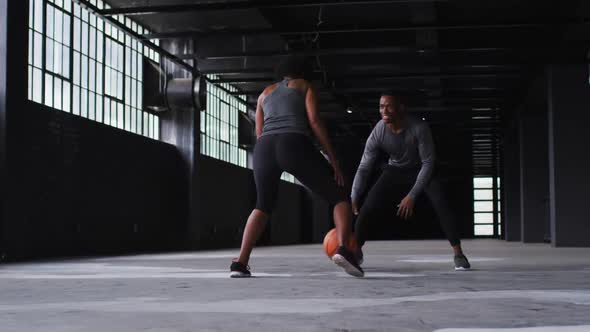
230,260,251,278
454,254,471,271
332,246,364,277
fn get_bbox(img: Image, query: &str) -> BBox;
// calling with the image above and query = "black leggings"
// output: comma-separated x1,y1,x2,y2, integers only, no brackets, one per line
253,133,348,214
354,166,461,247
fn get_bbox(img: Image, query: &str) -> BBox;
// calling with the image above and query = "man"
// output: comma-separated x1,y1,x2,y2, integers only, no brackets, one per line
351,92,470,270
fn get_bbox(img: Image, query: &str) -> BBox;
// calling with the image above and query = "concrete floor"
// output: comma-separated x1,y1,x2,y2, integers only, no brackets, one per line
1,239,590,332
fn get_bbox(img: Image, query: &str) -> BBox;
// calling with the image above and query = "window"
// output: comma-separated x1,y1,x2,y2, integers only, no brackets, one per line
473,177,501,236
28,0,160,140
201,76,248,168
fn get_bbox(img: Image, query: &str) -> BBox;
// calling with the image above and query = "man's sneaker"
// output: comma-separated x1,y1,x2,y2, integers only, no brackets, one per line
356,247,364,266
332,246,364,277
230,260,251,278
454,254,471,271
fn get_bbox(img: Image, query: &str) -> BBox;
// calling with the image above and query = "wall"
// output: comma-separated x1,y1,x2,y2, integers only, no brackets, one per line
502,115,521,241
194,155,316,249
519,74,549,243
1,101,187,260
547,64,590,247
0,0,9,259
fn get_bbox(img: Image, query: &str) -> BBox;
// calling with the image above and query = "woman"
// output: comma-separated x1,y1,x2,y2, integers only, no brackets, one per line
230,56,363,278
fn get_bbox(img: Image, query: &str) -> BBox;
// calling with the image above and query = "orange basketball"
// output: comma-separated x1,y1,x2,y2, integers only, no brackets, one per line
323,228,358,258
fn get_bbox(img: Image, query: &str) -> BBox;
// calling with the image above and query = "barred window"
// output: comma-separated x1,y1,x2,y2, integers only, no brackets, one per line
28,0,160,140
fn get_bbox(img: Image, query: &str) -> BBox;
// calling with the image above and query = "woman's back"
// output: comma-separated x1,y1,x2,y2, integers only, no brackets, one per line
260,78,311,137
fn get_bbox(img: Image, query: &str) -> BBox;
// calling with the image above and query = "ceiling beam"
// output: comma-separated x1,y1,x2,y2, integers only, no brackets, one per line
200,67,275,75
100,0,447,16
230,86,510,96
199,64,521,75
178,47,512,60
210,71,518,84
142,20,587,39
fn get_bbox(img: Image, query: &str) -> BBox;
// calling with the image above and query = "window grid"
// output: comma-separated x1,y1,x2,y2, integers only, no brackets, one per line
28,0,160,140
201,76,247,168
473,177,501,236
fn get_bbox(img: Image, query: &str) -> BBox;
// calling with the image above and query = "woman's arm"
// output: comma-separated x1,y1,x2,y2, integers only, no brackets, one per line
305,84,344,186
255,92,265,139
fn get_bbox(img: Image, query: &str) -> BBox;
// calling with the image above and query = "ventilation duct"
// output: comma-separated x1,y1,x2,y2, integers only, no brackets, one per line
143,59,207,113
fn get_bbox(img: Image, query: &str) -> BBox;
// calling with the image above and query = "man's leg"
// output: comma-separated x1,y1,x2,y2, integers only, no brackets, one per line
355,168,403,248
424,175,471,270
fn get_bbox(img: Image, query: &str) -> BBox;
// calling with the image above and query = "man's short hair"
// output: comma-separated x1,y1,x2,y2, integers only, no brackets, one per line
380,91,404,106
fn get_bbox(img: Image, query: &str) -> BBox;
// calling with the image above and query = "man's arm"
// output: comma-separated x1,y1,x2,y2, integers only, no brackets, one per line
407,123,436,200
351,123,382,204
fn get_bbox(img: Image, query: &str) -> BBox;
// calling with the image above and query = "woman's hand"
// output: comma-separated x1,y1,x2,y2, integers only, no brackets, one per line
333,162,345,187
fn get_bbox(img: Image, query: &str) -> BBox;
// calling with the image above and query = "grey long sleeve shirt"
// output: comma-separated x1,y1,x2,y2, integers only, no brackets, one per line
351,116,436,203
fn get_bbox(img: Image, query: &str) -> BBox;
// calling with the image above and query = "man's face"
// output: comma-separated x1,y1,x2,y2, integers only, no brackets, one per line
379,95,403,123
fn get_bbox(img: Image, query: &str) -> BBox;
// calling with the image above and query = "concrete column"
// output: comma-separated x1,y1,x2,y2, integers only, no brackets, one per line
159,39,199,249
519,109,549,243
0,0,29,260
547,65,590,247
502,117,521,241
0,0,8,259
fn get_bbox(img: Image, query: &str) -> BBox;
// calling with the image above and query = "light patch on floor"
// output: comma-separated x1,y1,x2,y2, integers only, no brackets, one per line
0,272,293,279
308,272,425,278
397,255,504,263
0,263,218,273
337,272,425,278
95,253,321,261
0,263,291,279
0,290,588,314
435,326,590,332
0,263,421,279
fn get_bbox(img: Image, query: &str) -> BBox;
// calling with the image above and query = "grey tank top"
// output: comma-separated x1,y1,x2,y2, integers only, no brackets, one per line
260,79,312,137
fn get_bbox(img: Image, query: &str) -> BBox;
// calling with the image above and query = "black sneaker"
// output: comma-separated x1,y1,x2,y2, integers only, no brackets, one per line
332,246,364,277
230,260,251,278
454,254,471,271
356,247,364,266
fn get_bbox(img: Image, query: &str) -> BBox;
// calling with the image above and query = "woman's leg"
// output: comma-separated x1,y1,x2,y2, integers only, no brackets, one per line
236,136,281,266
237,209,271,265
276,134,352,247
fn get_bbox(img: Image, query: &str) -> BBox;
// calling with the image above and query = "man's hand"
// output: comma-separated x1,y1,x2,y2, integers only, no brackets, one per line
397,195,415,220
352,201,359,215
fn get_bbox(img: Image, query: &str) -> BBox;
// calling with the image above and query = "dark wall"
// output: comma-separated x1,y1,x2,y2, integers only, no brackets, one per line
305,191,332,243
502,116,522,241
547,65,590,247
269,183,306,245
0,0,191,260
194,155,317,249
432,125,475,240
0,0,8,259
194,155,255,249
518,75,549,243
1,0,28,260
1,102,187,260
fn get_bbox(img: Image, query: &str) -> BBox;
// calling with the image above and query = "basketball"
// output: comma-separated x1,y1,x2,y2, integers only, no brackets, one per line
323,228,358,258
